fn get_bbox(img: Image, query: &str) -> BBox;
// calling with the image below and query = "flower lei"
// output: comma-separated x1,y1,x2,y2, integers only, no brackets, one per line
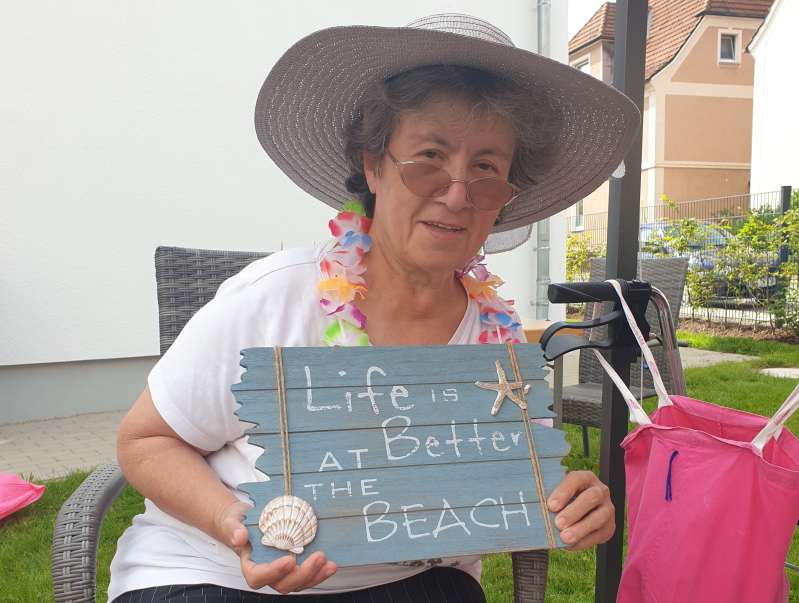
319,201,524,346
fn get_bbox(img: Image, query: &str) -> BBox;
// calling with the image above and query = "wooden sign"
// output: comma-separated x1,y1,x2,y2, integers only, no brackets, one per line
233,343,569,567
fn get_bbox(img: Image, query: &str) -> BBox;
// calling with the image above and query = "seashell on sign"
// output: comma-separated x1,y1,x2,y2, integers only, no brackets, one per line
258,495,318,555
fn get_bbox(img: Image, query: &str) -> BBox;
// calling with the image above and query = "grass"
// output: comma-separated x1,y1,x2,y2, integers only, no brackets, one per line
0,472,144,603
1,331,797,602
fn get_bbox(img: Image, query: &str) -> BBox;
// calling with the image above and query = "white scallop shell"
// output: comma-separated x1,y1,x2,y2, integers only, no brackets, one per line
258,495,318,555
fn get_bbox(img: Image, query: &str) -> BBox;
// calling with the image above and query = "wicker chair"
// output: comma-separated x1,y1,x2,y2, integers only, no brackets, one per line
51,245,551,602
561,257,689,456
51,246,269,602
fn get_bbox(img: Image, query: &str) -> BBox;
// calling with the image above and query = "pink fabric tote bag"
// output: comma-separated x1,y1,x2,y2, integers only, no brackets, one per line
0,472,45,521
595,280,799,603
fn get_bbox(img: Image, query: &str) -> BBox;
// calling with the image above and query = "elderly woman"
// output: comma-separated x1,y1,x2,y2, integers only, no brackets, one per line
109,14,639,603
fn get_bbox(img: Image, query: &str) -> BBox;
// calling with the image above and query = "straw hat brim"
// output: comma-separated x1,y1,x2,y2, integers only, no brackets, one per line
254,25,641,233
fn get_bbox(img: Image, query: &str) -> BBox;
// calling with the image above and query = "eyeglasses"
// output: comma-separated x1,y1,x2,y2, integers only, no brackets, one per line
386,151,520,211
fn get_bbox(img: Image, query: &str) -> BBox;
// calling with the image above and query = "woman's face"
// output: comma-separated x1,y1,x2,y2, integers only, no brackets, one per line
364,96,515,277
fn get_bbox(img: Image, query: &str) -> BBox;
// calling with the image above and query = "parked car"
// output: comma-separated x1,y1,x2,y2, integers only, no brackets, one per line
638,221,778,300
638,222,729,270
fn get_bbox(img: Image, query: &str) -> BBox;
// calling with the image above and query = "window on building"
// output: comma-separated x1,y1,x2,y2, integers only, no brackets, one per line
719,32,739,63
572,54,591,76
572,199,585,231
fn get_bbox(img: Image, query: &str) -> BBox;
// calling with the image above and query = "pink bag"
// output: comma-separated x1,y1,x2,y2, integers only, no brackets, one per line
595,280,799,603
0,473,45,521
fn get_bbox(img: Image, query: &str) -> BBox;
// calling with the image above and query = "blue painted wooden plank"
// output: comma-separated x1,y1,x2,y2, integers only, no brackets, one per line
246,422,569,475
244,499,563,566
239,457,565,521
233,344,547,391
234,380,554,434
233,343,569,567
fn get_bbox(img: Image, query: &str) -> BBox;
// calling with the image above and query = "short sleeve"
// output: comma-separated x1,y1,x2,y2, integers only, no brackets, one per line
146,248,325,452
147,287,265,452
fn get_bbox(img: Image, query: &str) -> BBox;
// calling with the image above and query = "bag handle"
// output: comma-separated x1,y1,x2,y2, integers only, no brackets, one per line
752,382,799,453
605,279,672,409
591,349,652,426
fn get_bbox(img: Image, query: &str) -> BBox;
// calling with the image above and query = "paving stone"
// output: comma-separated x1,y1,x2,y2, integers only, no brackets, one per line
759,368,799,379
679,347,754,369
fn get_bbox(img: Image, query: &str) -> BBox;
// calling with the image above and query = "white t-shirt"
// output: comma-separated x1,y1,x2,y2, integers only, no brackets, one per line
108,243,496,600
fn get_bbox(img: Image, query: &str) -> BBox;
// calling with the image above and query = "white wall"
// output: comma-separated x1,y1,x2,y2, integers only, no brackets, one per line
1,0,568,368
749,0,799,195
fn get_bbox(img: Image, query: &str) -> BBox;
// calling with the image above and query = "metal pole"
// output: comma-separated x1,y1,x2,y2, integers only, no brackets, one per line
780,185,793,265
595,1,647,602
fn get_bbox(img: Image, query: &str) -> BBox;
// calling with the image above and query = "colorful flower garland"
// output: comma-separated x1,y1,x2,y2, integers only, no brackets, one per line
319,201,524,346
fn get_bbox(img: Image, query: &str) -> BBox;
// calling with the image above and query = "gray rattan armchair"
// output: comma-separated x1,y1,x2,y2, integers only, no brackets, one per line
52,246,270,602
561,257,689,455
51,245,551,602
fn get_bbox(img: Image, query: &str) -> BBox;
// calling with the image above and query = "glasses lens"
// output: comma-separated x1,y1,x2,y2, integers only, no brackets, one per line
469,178,516,210
400,162,452,198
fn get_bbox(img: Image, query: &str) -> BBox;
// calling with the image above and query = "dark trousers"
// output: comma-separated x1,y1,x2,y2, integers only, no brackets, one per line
113,567,486,603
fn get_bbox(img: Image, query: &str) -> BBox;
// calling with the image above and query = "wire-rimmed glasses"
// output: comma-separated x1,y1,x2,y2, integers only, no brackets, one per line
386,151,520,211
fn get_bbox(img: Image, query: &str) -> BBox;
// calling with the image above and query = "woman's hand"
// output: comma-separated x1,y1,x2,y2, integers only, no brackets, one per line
547,471,615,551
217,501,338,594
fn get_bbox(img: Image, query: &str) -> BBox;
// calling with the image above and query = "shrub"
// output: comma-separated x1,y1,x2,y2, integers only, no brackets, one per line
646,204,799,334
566,233,605,282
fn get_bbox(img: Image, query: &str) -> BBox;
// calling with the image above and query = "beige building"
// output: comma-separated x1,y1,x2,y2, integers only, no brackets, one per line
567,0,772,237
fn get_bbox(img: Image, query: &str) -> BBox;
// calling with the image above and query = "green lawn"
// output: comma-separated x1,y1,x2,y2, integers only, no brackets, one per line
2,332,797,602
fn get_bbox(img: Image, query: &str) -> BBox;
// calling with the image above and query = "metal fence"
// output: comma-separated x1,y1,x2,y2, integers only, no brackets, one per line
567,187,798,331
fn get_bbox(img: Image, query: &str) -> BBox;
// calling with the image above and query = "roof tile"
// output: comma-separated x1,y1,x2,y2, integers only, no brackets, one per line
569,3,616,55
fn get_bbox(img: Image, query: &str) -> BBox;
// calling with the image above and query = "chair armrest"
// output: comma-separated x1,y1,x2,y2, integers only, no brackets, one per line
512,550,549,602
51,463,128,603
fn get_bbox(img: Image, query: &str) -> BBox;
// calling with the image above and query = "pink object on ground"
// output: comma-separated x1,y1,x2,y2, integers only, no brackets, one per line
595,280,799,603
0,473,45,521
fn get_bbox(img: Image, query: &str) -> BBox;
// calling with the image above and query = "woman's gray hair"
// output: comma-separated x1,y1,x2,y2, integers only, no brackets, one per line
344,64,561,218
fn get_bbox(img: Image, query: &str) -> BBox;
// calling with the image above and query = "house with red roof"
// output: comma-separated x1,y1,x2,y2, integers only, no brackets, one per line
568,0,772,233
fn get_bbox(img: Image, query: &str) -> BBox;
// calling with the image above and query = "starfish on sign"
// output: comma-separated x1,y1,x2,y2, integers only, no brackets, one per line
475,360,531,416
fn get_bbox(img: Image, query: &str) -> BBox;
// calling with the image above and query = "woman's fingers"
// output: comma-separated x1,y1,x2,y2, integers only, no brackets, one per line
271,552,337,594
547,470,597,512
240,552,298,590
547,470,615,550
239,547,337,593
560,502,615,551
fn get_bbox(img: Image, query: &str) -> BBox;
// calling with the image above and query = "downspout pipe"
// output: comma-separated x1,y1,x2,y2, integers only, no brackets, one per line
535,0,551,320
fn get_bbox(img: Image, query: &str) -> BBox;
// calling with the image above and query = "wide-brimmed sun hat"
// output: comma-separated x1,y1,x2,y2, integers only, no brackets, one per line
254,13,640,245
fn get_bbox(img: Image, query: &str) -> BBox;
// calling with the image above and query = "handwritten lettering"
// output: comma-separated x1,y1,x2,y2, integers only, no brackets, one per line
491,431,510,452
304,366,342,411
432,498,471,538
361,495,531,544
362,501,397,543
318,451,343,472
348,448,368,469
470,497,500,528
381,415,420,461
330,480,352,499
500,492,531,529
360,478,379,496
303,482,323,501
357,366,385,414
401,504,430,539
390,385,413,410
